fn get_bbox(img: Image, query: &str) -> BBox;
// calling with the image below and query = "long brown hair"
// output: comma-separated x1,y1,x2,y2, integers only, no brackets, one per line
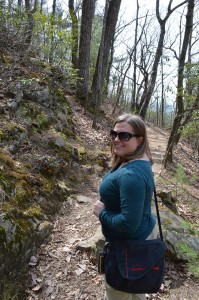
110,114,153,167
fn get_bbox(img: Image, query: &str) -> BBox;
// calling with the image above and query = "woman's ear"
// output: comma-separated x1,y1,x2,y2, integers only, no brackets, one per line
137,136,143,145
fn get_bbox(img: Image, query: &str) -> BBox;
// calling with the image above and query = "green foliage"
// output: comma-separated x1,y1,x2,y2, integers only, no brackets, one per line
176,241,199,277
33,10,47,25
176,241,198,260
0,152,15,169
158,163,197,203
181,220,199,235
35,113,50,130
184,63,199,92
0,226,6,248
188,263,199,278
20,78,40,85
169,164,189,199
189,174,198,185
175,163,186,184
32,10,73,66
1,5,28,51
2,3,74,80
182,115,198,138
182,63,199,152
0,129,6,141
0,268,29,300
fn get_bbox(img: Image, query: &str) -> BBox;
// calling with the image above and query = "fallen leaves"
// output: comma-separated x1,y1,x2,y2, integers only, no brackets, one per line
24,107,199,299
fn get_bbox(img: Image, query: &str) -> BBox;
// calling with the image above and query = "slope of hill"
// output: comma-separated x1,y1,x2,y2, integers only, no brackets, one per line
0,58,198,299
24,96,199,300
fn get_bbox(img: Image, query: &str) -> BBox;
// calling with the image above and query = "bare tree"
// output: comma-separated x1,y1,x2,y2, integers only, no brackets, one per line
131,0,139,111
104,16,135,99
92,0,109,129
112,55,130,114
77,0,96,102
23,0,38,51
89,0,122,110
49,0,56,64
139,0,187,119
163,0,195,167
68,0,78,69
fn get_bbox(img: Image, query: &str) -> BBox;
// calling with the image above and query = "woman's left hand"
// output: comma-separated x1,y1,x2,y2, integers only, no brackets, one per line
93,200,105,217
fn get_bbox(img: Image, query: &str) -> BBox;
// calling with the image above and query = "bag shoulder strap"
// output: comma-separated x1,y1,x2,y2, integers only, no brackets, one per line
154,187,164,241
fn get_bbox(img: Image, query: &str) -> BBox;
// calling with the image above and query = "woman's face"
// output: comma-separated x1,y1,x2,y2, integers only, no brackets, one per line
112,121,142,157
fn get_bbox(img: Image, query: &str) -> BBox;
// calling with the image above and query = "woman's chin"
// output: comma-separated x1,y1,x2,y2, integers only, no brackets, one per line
114,150,122,156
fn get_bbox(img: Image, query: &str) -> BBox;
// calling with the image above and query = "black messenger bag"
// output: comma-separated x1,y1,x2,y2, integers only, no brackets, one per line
104,238,165,293
98,188,166,294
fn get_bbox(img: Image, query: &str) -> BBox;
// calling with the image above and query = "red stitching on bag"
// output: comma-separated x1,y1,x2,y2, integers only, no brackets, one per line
131,267,145,271
152,266,160,271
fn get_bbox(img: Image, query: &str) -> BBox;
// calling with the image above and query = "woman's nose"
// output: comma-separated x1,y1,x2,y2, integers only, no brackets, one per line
113,135,120,142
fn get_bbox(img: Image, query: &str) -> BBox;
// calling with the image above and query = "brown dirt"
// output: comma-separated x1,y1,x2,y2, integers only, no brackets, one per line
25,97,199,300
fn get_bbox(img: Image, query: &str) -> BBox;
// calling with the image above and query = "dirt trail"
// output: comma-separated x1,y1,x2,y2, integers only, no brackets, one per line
146,125,169,176
25,104,198,300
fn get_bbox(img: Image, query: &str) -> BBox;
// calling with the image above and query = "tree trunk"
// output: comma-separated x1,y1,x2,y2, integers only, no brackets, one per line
161,56,164,127
112,50,134,114
77,0,96,102
23,0,37,51
89,0,122,109
92,0,109,128
163,0,195,167
139,0,187,119
131,0,139,111
49,0,56,64
104,38,114,99
68,0,78,69
40,0,43,13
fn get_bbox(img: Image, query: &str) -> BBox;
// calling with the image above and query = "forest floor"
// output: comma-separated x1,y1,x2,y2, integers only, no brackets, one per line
25,97,199,300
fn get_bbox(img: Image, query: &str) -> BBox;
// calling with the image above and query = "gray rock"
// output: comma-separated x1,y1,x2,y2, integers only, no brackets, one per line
76,226,105,252
76,195,92,204
77,204,199,267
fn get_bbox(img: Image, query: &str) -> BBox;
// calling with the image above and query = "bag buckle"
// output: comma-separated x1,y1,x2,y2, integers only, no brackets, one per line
104,242,111,252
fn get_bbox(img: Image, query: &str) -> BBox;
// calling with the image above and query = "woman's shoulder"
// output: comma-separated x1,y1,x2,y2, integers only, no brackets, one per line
126,159,152,170
122,160,154,180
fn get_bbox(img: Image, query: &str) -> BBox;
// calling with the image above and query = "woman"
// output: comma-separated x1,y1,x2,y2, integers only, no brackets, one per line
93,114,158,300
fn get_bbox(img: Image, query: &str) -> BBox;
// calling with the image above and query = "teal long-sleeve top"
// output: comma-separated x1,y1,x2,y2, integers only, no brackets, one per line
98,160,156,241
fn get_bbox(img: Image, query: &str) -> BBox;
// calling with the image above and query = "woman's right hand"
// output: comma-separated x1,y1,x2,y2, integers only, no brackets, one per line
93,200,105,217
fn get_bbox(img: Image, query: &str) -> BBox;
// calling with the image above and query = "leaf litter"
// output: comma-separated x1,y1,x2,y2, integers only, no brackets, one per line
26,97,199,300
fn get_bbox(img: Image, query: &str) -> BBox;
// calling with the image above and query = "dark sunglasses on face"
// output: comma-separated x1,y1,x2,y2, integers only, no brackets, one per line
110,130,140,142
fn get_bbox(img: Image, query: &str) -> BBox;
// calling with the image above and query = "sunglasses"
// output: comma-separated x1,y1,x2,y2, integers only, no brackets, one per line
110,130,140,142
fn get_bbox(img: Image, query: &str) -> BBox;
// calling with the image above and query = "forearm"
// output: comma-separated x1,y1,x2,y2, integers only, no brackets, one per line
99,209,141,233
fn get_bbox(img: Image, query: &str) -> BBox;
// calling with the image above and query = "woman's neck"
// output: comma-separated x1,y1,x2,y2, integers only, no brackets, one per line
119,154,149,167
111,154,150,171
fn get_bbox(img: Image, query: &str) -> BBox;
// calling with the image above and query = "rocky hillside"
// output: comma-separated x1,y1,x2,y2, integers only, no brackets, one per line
25,96,199,300
0,56,198,299
0,57,110,296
